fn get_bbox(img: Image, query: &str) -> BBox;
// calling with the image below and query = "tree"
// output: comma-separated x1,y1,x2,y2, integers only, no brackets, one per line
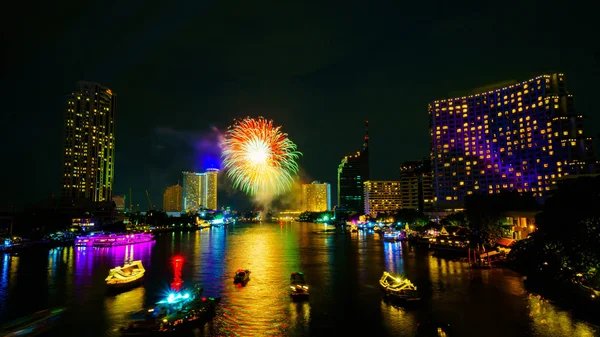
440,211,468,228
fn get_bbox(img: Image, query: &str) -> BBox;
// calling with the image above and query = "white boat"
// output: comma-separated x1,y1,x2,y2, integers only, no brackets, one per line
379,271,420,301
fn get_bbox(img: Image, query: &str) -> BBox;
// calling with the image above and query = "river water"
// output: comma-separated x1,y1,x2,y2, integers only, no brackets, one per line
0,222,597,336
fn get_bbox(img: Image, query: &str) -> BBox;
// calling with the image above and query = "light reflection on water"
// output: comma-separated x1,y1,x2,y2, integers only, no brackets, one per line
0,223,597,337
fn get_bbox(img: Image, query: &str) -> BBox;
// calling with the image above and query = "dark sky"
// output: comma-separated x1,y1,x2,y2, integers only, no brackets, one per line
1,0,598,211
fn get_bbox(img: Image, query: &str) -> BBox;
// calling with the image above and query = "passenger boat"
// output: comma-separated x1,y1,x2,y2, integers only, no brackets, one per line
75,233,154,247
379,271,420,302
233,269,250,284
120,286,221,336
290,272,309,299
1,307,66,337
383,232,402,242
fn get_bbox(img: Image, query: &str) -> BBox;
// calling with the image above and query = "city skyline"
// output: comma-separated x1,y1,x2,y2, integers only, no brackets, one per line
2,1,599,210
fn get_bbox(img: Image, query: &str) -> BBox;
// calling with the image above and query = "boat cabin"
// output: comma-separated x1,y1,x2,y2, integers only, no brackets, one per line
290,272,306,285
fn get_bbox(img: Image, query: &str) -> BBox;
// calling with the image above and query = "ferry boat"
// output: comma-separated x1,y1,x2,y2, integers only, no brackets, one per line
290,272,309,299
75,233,154,247
120,285,220,335
106,260,145,289
383,232,402,242
233,269,250,284
1,307,66,337
379,271,420,302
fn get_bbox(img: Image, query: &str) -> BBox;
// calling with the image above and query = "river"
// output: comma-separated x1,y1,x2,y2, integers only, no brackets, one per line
0,222,597,336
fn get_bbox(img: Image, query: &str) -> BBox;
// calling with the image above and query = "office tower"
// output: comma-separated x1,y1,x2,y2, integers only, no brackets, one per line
61,81,116,202
301,181,331,212
337,121,370,213
364,181,402,216
163,184,183,212
182,169,219,212
429,73,597,206
205,168,219,211
112,194,125,212
183,171,202,212
399,159,434,212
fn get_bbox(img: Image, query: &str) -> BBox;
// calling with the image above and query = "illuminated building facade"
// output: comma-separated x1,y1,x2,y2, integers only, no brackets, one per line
163,184,183,212
337,121,370,213
364,181,401,216
61,81,116,202
182,169,219,212
301,181,331,212
430,73,597,206
399,159,434,211
205,168,219,211
112,194,125,212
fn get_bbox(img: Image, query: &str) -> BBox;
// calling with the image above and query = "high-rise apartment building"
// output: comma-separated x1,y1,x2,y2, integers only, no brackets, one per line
399,159,434,211
163,184,183,212
301,181,331,212
364,181,402,216
337,121,370,213
61,81,116,202
112,194,125,212
182,169,219,212
205,168,219,211
429,73,597,206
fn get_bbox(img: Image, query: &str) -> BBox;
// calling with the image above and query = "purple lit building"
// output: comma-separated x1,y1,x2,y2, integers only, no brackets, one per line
429,73,597,207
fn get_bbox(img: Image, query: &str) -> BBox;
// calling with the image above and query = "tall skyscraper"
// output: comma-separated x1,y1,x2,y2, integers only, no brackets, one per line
430,73,597,207
399,159,434,212
205,168,219,211
61,81,116,202
163,184,183,212
337,121,370,213
182,169,219,212
364,181,401,216
301,181,331,212
183,171,201,212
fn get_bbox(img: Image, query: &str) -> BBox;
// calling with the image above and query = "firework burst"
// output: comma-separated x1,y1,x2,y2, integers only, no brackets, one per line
221,117,302,197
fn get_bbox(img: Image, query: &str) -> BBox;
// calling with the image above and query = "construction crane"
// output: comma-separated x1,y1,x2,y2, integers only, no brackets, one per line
145,190,154,211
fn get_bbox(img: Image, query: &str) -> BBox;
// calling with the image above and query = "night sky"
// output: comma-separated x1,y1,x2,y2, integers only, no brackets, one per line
2,1,598,211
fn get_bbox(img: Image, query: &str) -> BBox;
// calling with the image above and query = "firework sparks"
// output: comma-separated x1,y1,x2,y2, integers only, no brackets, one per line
221,117,302,197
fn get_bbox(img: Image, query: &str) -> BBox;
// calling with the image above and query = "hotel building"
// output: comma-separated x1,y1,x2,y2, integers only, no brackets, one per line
399,159,434,212
182,169,219,212
163,184,183,212
337,121,370,213
61,81,116,202
429,73,597,206
364,181,401,216
301,181,331,212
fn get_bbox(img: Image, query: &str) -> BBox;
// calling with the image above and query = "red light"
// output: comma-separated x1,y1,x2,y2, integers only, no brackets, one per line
202,297,207,301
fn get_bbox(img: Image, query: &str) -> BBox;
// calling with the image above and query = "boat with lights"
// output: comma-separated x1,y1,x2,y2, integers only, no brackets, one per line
233,269,250,284
75,233,154,247
106,260,145,289
1,307,66,337
120,285,221,335
383,232,402,242
379,271,420,302
290,272,309,299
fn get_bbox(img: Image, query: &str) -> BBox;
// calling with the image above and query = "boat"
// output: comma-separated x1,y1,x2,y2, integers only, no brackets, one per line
233,269,250,284
75,233,154,247
290,272,309,299
120,286,220,336
1,307,66,337
383,232,402,242
379,271,420,302
106,260,145,289
373,226,382,233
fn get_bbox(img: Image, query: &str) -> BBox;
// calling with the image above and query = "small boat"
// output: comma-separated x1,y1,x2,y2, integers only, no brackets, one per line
105,260,145,289
290,272,309,299
233,269,250,284
1,307,66,337
383,232,401,242
379,271,420,302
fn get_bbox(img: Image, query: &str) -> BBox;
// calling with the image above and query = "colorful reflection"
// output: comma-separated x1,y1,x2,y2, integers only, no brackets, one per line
171,255,184,291
528,294,597,337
